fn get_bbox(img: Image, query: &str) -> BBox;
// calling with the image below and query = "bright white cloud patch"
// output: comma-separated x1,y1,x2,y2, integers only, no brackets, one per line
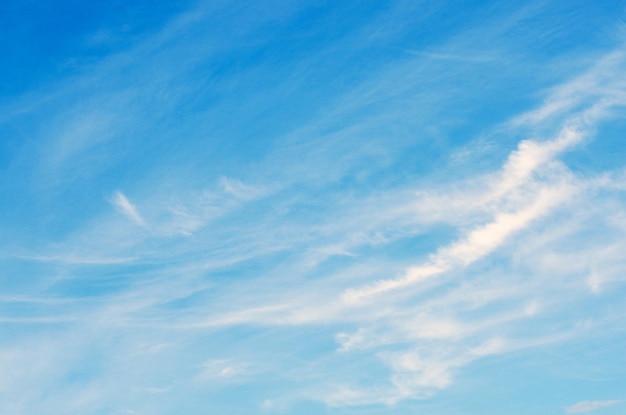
343,131,578,303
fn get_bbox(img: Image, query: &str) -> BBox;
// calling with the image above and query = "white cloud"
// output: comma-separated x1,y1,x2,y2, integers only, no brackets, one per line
339,47,626,305
195,359,246,382
111,191,146,227
566,400,623,414
493,127,580,196
343,182,574,303
511,50,626,127
322,385,399,407
218,176,264,201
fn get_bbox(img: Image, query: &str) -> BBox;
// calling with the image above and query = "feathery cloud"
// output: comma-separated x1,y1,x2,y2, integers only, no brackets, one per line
111,191,146,227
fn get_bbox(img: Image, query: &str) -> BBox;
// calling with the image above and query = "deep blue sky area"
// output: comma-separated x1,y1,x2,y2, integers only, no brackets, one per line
1,1,626,414
0,0,196,95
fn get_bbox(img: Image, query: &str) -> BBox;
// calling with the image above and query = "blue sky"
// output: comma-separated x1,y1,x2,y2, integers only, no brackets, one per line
1,0,626,414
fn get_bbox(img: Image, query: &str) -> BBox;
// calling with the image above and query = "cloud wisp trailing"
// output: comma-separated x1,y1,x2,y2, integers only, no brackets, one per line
110,191,146,227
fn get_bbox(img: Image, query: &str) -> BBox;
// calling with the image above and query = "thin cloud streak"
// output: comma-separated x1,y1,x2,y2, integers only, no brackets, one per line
566,400,623,414
111,191,146,227
343,182,573,303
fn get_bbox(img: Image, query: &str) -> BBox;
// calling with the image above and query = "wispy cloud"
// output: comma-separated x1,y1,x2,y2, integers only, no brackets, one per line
343,179,573,303
195,359,247,382
566,400,623,414
110,191,146,227
2,1,626,414
218,177,265,201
